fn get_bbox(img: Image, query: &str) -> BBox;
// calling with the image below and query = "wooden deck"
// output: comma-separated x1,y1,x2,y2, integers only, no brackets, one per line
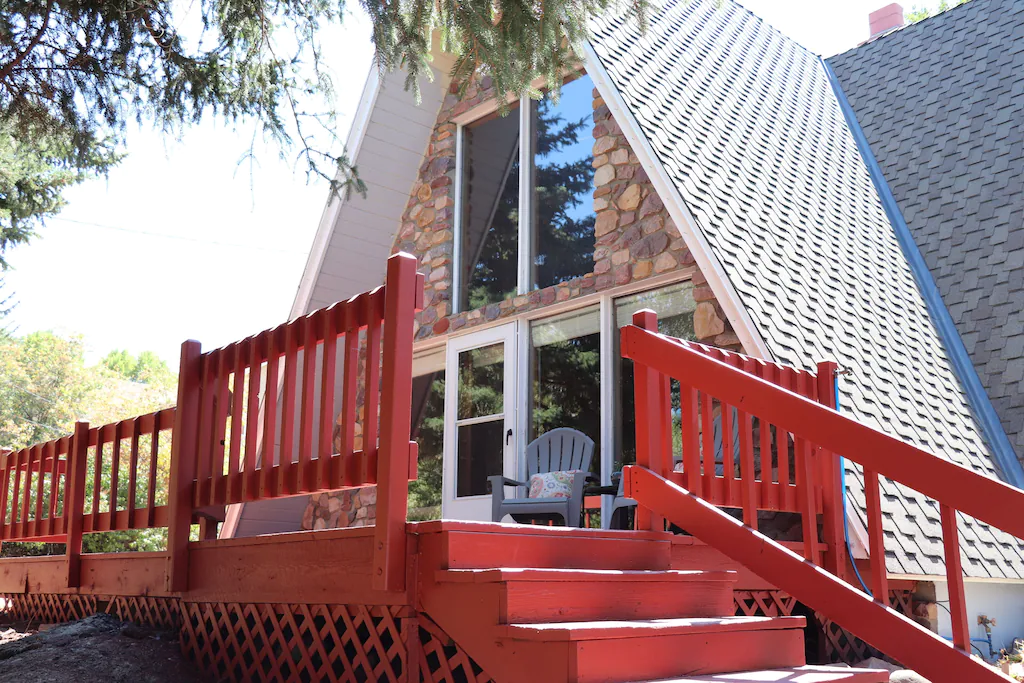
0,520,879,683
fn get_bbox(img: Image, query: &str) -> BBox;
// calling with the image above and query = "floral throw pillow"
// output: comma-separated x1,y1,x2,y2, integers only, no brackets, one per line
528,470,582,499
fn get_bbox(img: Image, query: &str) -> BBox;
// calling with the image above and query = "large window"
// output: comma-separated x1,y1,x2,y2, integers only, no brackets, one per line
409,348,445,520
460,110,520,311
457,73,596,312
529,307,602,475
614,282,698,470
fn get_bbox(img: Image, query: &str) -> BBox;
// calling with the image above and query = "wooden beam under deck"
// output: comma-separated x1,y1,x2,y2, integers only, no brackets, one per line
0,521,843,604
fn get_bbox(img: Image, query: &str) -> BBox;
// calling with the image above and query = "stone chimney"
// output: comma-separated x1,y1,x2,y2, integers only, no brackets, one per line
869,3,905,39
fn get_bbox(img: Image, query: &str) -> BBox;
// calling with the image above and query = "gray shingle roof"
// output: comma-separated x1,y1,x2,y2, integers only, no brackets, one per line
588,0,1024,578
828,0,1024,470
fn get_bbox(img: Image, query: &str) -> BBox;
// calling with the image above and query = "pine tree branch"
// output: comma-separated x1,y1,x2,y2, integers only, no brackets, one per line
0,0,56,84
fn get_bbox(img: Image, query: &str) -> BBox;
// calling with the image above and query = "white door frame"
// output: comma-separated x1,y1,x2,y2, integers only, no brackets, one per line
442,322,519,521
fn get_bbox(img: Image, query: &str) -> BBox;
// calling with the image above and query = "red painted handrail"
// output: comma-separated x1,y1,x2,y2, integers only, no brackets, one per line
622,466,1009,683
622,320,1023,680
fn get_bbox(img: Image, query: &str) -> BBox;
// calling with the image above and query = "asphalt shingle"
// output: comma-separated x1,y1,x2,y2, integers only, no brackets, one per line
589,0,1024,578
829,0,1024,470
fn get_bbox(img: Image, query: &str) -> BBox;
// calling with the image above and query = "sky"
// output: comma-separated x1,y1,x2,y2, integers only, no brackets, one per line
3,0,941,367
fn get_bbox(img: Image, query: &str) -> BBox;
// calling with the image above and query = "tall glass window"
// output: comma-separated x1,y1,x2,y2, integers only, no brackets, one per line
457,72,597,313
530,306,602,475
460,109,520,312
614,283,697,470
529,74,596,290
409,348,445,520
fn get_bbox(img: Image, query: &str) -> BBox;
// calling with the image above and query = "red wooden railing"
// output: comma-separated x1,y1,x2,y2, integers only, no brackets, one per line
630,311,847,575
167,251,423,592
2,252,424,595
621,315,1020,683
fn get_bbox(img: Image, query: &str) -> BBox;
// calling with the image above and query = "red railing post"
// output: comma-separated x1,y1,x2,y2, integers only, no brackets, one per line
373,253,418,592
631,309,665,532
168,339,203,592
66,421,90,588
863,468,889,602
815,361,850,581
942,503,971,652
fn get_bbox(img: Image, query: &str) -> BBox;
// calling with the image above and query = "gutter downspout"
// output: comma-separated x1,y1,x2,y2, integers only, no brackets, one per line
822,57,1024,490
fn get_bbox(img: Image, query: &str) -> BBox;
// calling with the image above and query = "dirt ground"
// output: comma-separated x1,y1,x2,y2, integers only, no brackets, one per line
0,613,213,682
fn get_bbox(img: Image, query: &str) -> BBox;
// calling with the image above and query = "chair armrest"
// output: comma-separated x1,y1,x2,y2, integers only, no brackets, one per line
489,475,528,489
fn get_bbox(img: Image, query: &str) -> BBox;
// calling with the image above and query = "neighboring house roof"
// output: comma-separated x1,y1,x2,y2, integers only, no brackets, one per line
828,0,1024,475
588,0,1024,578
280,0,1024,577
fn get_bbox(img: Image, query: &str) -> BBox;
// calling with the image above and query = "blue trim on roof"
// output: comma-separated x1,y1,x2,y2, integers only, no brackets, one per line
823,58,1024,489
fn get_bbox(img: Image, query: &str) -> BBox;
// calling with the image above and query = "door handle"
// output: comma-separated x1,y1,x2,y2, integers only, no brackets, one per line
506,428,513,445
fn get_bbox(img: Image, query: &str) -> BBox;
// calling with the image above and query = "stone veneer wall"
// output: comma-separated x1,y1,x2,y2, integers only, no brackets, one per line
308,73,742,530
393,77,740,348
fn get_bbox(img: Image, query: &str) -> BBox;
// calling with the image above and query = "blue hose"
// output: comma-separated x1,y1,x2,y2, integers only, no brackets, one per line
835,375,873,596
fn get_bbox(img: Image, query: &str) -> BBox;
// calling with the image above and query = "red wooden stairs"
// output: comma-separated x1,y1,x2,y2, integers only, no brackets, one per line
415,524,886,683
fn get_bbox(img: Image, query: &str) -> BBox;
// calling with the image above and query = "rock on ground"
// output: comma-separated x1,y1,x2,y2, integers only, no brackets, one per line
0,614,211,683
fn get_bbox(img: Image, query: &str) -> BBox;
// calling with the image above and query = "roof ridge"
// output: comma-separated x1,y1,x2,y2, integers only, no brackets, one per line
829,0,985,62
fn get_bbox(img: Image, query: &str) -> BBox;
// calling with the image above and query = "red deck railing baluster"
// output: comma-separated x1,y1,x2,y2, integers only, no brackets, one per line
279,324,298,497
737,407,756,528
127,416,142,529
261,328,281,498
317,308,337,491
298,315,317,493
863,467,888,601
942,503,970,652
147,411,160,528
699,391,714,503
363,293,382,485
228,339,247,503
0,452,10,539
340,304,360,488
243,334,263,502
212,347,231,504
721,400,735,505
681,385,700,497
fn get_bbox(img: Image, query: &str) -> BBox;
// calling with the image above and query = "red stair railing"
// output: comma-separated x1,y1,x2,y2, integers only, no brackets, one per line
621,314,1019,683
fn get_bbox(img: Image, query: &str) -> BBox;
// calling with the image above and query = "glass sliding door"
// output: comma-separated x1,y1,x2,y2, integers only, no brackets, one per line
443,323,518,520
614,282,698,471
529,306,602,476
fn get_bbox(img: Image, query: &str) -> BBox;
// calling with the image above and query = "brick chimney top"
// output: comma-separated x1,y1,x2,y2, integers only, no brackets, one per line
869,3,905,38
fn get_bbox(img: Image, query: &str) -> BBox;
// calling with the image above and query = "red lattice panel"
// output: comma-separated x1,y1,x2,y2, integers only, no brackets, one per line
816,589,915,665
414,615,494,683
733,589,797,618
106,595,180,630
0,593,98,624
180,602,409,683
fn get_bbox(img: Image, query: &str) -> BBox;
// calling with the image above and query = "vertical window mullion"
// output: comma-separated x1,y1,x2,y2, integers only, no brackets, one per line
599,295,614,528
452,123,465,314
517,95,532,295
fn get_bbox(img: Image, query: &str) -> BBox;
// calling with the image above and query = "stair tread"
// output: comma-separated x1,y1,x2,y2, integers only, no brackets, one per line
438,568,736,583
502,615,807,641
633,665,890,682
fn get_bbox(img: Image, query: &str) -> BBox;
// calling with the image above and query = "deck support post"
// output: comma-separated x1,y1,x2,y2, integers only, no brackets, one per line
815,361,850,583
630,309,665,532
65,421,90,588
168,339,203,592
373,253,419,592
